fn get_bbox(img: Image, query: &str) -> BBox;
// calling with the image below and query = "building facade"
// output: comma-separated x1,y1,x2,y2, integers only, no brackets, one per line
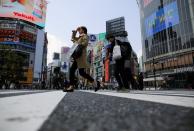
0,0,48,86
138,0,194,88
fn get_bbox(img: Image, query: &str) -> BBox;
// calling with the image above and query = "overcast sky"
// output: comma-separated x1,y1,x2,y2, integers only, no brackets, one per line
45,0,142,64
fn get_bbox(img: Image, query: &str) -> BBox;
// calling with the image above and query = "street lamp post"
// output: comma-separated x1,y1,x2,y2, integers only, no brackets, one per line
153,58,157,90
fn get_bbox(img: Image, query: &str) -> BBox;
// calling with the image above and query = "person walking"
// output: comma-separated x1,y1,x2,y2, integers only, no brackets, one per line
106,34,132,91
138,72,144,90
63,26,98,92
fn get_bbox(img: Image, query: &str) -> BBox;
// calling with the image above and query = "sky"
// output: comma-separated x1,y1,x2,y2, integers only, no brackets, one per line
45,0,142,64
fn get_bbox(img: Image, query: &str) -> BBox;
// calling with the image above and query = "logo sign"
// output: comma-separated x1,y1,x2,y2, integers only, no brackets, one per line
89,34,97,42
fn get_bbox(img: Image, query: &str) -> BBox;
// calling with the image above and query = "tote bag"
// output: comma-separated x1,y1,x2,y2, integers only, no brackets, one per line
72,44,84,59
112,41,122,60
69,44,83,59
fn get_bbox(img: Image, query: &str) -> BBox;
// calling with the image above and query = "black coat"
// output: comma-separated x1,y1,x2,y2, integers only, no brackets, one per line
109,40,132,60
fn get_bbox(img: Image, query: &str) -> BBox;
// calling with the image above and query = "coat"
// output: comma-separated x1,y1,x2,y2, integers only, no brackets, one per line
72,33,89,69
109,40,132,60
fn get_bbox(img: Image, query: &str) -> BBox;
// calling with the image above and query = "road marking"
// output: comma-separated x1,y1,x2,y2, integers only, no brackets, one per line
0,91,66,131
82,90,194,108
0,90,47,95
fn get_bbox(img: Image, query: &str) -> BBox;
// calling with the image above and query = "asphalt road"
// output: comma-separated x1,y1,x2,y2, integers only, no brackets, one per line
39,91,194,131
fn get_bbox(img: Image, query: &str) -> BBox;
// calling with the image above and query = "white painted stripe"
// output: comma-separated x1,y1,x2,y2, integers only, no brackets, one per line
0,91,66,131
0,90,44,94
82,90,194,108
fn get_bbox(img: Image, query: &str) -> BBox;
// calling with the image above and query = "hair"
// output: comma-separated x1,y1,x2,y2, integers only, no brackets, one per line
106,33,115,40
80,26,87,34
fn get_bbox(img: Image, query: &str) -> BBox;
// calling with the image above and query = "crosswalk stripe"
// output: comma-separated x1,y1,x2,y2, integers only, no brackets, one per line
0,91,34,94
82,90,194,108
0,91,66,131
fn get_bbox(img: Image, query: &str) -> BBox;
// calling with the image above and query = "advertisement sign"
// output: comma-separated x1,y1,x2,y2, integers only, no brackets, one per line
61,47,70,54
0,0,47,28
0,29,20,42
143,0,153,7
145,1,179,37
0,23,17,29
98,33,106,41
105,59,110,82
88,34,98,45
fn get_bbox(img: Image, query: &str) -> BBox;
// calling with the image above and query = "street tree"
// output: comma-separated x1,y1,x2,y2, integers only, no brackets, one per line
0,45,25,89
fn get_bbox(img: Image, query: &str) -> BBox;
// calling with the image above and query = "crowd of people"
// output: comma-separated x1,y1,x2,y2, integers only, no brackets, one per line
62,26,144,92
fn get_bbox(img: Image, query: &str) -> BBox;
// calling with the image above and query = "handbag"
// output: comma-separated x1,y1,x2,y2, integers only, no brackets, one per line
112,41,122,60
71,44,84,59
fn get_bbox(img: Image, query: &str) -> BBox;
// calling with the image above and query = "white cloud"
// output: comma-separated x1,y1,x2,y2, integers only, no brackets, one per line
47,33,72,64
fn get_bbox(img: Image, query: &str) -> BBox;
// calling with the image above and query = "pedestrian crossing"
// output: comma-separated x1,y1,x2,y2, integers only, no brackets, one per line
0,90,52,98
0,90,194,131
0,90,46,94
82,90,194,108
0,91,66,131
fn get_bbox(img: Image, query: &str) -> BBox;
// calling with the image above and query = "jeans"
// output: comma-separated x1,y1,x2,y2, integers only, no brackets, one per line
114,59,130,89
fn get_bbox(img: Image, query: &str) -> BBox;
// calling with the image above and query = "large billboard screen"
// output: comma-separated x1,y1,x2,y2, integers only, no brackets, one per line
145,1,179,37
143,0,153,7
0,0,47,28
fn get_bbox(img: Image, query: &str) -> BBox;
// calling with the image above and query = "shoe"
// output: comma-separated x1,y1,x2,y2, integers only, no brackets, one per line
116,86,122,91
63,85,74,92
94,87,99,92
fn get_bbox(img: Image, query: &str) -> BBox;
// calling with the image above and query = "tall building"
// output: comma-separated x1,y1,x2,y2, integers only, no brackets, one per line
138,0,194,88
0,0,48,86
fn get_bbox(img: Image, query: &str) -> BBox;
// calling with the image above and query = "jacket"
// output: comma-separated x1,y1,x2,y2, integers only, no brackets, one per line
72,33,89,69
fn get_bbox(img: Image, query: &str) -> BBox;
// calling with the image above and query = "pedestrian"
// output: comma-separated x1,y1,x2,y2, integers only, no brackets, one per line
138,72,144,90
63,26,99,92
64,77,69,88
124,57,134,89
106,34,132,91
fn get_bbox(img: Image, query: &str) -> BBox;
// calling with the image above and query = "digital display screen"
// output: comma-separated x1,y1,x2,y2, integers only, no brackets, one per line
143,0,153,7
145,1,179,37
0,0,47,28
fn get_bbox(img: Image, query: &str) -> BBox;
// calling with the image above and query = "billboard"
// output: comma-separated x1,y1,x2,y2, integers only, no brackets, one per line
61,47,70,54
145,1,179,37
0,0,47,28
143,0,153,7
105,59,110,82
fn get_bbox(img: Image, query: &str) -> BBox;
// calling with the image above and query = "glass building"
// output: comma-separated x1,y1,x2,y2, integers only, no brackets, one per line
138,0,194,88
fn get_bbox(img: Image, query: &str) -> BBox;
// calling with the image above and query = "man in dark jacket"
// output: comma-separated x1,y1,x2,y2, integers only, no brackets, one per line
106,34,132,90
